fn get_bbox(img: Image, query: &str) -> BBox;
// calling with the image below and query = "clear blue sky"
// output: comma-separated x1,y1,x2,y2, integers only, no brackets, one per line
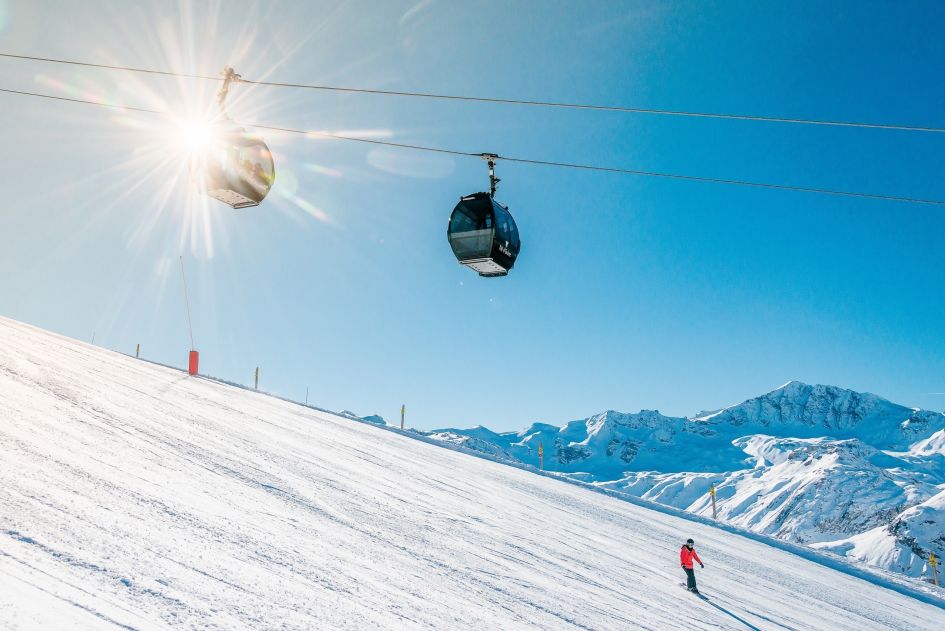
1,0,943,430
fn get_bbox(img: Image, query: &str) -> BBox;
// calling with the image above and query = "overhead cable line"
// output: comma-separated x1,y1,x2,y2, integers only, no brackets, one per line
0,52,219,81
2,52,944,135
0,87,164,116
2,86,944,207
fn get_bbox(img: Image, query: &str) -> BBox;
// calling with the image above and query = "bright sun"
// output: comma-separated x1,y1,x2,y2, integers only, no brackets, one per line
176,119,217,154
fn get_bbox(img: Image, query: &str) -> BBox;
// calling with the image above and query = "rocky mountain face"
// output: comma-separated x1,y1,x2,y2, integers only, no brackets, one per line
421,381,945,583
815,487,945,578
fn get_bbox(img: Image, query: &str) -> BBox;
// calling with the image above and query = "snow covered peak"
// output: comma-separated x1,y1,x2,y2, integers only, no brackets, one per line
762,381,887,410
701,382,929,448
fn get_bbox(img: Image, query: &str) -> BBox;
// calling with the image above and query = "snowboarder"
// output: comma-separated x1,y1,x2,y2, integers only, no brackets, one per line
680,538,704,593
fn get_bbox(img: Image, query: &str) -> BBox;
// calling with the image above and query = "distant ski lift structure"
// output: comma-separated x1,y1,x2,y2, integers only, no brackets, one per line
447,154,521,277
203,66,275,209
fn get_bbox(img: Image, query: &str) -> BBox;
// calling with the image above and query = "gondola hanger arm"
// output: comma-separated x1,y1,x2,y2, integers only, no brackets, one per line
217,66,242,118
481,153,500,197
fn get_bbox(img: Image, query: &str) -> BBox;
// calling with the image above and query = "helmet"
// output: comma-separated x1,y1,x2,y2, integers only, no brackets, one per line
686,538,694,545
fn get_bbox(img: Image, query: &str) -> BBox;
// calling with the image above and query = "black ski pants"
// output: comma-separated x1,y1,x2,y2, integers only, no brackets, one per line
683,567,697,590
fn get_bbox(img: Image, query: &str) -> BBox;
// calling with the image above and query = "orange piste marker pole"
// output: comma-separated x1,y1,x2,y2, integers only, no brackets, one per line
710,483,718,519
538,442,544,470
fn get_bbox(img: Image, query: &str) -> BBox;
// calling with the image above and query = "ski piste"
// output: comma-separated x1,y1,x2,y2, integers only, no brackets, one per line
678,583,768,631
1,317,943,630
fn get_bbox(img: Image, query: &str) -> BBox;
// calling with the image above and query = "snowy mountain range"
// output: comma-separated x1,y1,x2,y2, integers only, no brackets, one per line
419,381,945,583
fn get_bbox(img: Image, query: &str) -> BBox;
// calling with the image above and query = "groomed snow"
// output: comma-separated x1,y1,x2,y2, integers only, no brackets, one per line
0,317,942,630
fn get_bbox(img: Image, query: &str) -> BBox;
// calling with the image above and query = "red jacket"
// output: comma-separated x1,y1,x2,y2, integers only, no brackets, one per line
680,545,702,569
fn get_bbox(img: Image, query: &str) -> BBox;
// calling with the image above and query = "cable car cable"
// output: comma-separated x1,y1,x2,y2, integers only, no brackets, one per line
256,121,945,206
2,51,944,135
0,52,219,82
235,83,945,136
0,86,165,116
251,122,945,207
1,86,944,207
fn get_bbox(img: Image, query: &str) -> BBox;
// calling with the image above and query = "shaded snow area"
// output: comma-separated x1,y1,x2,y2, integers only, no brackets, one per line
426,383,945,582
0,318,942,630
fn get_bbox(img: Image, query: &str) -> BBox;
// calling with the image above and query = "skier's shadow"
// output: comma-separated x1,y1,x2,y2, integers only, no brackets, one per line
698,596,761,631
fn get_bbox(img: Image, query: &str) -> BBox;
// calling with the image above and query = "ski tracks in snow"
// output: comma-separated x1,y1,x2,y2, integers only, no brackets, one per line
1,318,943,630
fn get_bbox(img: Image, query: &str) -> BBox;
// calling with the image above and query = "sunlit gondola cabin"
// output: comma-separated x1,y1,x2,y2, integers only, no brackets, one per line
204,128,275,209
447,192,521,277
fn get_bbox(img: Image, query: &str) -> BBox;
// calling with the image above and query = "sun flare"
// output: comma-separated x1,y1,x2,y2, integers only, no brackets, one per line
175,119,217,155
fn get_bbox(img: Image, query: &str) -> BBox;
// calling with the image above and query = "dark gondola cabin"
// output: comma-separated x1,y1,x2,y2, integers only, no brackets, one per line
204,127,275,209
447,192,521,277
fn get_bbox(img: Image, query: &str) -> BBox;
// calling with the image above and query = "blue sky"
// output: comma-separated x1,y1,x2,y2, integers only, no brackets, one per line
1,0,943,430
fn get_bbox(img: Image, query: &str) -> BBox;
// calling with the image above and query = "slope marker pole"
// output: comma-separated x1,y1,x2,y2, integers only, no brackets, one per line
179,256,199,375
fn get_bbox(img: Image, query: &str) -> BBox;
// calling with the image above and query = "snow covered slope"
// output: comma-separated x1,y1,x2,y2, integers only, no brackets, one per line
0,317,942,630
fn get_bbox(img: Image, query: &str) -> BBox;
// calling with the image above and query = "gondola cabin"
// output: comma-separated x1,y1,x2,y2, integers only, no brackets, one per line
447,192,521,277
204,126,275,209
